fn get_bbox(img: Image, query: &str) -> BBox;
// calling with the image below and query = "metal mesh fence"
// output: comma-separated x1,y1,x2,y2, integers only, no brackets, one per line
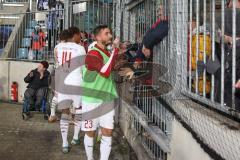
131,115,168,160
0,0,113,62
0,0,240,159
115,0,240,159
69,0,113,33
0,9,64,62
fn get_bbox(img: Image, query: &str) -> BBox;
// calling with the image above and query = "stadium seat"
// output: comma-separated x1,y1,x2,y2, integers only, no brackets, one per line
24,29,34,37
29,20,37,28
17,48,28,59
22,38,31,48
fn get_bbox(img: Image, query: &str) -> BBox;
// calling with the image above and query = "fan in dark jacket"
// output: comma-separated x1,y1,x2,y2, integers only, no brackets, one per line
214,1,240,111
142,19,168,53
118,18,168,80
24,61,50,111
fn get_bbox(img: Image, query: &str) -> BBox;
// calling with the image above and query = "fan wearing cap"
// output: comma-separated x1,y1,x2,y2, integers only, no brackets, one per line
23,61,50,113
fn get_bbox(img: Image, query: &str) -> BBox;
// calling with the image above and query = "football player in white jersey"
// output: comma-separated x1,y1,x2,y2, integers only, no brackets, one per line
48,29,69,123
55,27,86,153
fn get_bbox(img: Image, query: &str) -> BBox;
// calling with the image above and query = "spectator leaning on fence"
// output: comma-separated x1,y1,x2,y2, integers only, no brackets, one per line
118,16,169,80
141,16,168,58
214,0,240,111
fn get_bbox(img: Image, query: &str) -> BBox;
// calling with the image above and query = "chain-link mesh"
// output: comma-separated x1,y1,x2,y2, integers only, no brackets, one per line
115,1,172,159
115,0,240,159
0,9,64,62
69,0,113,33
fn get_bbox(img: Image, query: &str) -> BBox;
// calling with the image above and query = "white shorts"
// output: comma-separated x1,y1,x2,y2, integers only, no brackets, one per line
57,93,81,110
81,101,115,131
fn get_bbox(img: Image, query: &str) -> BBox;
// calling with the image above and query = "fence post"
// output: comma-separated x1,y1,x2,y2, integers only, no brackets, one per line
29,0,32,11
64,0,70,29
0,0,3,10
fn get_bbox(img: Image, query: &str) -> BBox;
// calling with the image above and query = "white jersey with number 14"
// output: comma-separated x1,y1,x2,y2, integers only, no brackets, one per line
56,42,86,86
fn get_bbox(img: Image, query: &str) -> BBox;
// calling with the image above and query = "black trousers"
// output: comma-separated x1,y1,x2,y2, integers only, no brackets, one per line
48,29,57,51
24,87,47,109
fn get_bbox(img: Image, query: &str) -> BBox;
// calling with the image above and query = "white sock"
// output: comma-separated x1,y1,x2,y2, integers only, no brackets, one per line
50,96,57,116
73,117,81,140
84,134,94,160
100,136,112,160
60,115,69,147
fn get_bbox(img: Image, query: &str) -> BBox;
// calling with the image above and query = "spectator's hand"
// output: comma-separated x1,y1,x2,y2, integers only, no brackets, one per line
235,80,240,88
119,68,134,79
224,35,233,44
142,45,151,58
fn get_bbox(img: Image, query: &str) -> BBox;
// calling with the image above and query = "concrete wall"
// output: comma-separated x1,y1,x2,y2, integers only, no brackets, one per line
120,99,213,160
0,61,9,100
168,119,212,160
9,61,38,102
171,98,240,160
0,60,52,102
119,100,154,160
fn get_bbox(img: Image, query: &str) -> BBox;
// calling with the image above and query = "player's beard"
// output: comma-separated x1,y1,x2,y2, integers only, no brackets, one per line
106,38,112,45
97,40,107,48
97,37,112,49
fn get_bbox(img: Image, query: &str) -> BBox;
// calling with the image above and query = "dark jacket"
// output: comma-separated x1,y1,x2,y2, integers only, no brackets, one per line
223,8,240,37
125,43,142,62
224,44,240,81
142,20,169,50
215,8,240,80
24,68,50,90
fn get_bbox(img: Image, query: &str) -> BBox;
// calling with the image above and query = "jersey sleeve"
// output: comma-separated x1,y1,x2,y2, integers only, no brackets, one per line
85,50,104,72
99,48,119,77
85,48,119,78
